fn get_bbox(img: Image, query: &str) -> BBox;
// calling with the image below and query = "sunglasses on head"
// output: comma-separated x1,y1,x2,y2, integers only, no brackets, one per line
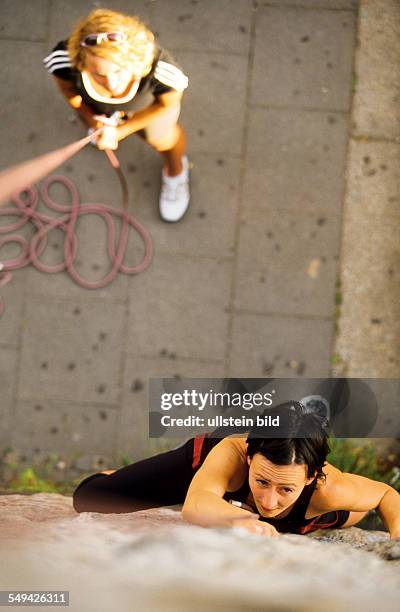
80,32,128,47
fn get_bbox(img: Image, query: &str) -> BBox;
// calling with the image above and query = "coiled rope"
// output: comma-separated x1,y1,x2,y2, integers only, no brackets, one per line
0,134,153,316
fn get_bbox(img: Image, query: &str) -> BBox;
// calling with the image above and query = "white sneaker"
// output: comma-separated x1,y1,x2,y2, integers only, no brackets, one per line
159,156,190,223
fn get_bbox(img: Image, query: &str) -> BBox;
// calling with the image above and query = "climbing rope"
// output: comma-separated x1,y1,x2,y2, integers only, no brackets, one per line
0,141,153,316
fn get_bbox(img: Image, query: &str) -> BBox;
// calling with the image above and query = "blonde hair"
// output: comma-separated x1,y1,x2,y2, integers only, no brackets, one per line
68,8,155,76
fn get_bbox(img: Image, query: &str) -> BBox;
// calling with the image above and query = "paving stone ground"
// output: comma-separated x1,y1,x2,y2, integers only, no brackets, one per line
0,1,357,467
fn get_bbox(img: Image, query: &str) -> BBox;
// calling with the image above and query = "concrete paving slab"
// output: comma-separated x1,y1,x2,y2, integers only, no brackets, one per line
49,0,150,43
0,0,49,42
149,0,252,54
345,140,400,218
337,316,400,378
0,271,26,347
235,208,340,317
18,295,125,404
337,211,400,377
117,353,225,459
252,6,355,110
126,255,231,361
179,51,248,154
0,41,48,167
12,398,118,456
0,346,17,446
262,1,357,9
242,107,348,213
229,314,332,377
122,145,240,258
353,0,400,140
340,214,399,309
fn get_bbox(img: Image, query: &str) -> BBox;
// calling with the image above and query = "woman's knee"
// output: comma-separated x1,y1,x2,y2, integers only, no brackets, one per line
72,487,88,513
72,473,108,513
72,482,93,513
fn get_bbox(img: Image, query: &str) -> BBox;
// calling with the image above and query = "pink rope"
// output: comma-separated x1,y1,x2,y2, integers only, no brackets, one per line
0,144,153,315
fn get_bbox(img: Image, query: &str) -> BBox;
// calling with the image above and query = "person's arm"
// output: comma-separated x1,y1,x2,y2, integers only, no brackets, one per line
95,90,183,151
377,486,400,538
115,90,183,141
53,76,98,128
182,437,279,536
313,464,400,539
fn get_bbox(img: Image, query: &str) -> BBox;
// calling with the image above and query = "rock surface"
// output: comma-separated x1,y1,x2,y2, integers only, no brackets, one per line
1,494,400,611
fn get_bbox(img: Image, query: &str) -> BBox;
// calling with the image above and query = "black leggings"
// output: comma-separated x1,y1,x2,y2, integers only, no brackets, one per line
73,439,196,514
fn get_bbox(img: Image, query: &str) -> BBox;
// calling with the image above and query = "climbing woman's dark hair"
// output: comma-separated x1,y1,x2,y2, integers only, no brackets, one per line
246,401,330,481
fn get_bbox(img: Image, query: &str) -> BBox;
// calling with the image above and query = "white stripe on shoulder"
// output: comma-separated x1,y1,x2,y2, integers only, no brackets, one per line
47,62,72,74
45,59,72,71
154,73,188,91
154,62,188,91
44,50,69,63
156,61,186,78
43,56,71,67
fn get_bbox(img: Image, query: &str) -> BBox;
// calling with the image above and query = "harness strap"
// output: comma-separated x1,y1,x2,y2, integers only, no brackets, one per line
192,433,207,470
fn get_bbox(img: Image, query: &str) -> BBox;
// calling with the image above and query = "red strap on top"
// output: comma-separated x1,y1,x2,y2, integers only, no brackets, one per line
192,433,207,470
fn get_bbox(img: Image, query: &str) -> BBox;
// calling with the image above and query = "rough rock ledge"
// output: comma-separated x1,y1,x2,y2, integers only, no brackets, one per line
1,494,399,612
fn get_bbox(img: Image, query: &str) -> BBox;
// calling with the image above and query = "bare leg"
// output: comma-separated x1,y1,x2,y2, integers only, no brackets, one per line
146,121,189,222
159,124,186,176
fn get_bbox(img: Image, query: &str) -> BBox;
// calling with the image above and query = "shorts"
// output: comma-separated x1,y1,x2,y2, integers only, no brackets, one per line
143,102,181,150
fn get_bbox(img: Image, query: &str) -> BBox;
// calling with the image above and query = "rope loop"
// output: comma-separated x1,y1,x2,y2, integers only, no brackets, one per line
0,151,153,313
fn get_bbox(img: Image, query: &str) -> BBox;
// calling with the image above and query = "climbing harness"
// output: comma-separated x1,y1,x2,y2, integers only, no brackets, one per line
0,132,153,316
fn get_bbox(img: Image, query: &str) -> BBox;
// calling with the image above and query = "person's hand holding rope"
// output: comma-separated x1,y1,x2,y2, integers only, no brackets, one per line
93,115,120,150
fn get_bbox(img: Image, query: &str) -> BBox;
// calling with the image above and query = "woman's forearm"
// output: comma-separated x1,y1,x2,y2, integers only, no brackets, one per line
182,490,257,528
377,487,400,538
117,102,173,140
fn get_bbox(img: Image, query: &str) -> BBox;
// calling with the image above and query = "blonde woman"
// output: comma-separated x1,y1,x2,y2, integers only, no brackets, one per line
43,8,189,222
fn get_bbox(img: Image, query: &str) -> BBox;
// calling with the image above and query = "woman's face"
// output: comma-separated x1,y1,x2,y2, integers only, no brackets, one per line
84,52,137,96
247,453,315,518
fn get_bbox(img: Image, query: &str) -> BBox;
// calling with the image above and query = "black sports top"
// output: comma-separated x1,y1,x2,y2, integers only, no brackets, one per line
43,41,188,117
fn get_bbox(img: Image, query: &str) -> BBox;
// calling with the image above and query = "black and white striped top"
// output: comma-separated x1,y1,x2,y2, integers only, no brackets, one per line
43,40,188,116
